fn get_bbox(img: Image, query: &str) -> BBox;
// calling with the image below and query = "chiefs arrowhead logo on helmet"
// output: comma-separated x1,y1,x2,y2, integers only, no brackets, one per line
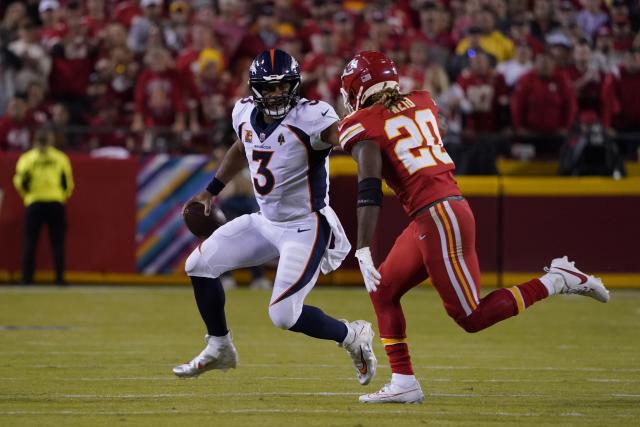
340,51,400,113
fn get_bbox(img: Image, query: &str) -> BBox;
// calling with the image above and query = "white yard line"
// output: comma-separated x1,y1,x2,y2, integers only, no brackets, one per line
0,409,637,417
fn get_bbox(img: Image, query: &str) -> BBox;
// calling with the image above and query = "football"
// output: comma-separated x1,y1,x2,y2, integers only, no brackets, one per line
183,201,226,239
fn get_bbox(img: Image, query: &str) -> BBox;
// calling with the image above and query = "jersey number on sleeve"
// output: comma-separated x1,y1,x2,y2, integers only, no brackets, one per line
384,109,453,175
252,150,275,195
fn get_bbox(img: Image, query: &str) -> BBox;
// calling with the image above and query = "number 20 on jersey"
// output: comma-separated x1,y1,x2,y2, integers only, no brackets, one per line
385,109,453,175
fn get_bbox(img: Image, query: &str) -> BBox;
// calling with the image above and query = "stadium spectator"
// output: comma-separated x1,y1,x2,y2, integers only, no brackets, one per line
331,11,356,59
448,26,486,79
95,44,138,114
454,50,509,134
612,48,640,158
127,0,180,54
190,47,235,151
529,0,556,43
0,95,32,151
301,25,343,106
50,102,75,149
511,51,577,155
546,32,574,74
210,0,250,68
507,17,544,55
593,26,621,75
87,98,133,151
355,8,397,53
100,22,129,54
399,40,450,100
450,0,480,44
13,127,74,285
415,1,454,67
48,12,96,125
452,49,509,173
576,0,609,39
0,2,27,42
611,12,634,52
175,22,219,75
132,47,186,152
113,0,143,28
25,81,51,124
38,0,65,49
565,39,615,129
8,18,51,94
455,6,513,62
497,41,533,88
168,0,192,49
84,0,109,37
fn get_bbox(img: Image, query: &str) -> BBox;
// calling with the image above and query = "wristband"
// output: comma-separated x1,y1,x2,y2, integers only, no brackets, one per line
206,177,226,195
357,177,383,208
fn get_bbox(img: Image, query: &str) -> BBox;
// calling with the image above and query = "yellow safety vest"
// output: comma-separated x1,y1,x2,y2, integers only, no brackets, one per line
13,146,74,206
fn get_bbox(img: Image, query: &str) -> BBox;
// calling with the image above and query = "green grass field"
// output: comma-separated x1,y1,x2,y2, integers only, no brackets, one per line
1,286,639,426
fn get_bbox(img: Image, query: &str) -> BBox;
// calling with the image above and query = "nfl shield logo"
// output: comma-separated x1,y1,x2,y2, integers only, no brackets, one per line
259,132,266,142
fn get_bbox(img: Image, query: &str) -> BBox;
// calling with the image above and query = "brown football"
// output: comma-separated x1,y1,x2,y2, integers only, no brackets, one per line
183,202,226,239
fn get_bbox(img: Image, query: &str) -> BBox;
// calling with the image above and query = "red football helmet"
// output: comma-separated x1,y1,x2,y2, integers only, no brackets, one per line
340,51,400,113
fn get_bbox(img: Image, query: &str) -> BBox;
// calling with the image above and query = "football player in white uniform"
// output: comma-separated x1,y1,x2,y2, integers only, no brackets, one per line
173,48,377,387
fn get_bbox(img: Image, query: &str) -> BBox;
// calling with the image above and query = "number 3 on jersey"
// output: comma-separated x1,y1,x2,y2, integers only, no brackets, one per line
252,150,275,195
385,109,453,175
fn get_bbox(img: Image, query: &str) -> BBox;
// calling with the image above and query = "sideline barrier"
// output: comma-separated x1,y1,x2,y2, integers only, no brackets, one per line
1,154,639,288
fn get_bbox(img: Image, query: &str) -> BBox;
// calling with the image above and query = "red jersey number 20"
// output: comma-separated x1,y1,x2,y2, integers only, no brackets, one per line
385,109,453,175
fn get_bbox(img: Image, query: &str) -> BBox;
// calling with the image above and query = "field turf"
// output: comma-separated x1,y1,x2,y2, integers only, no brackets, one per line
0,286,639,426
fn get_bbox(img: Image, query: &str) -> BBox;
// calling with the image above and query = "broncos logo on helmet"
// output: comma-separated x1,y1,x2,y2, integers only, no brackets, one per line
249,48,301,119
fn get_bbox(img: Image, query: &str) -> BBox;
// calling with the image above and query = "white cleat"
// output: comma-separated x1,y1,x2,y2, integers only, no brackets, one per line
172,332,238,378
359,381,425,404
544,256,610,303
339,320,377,385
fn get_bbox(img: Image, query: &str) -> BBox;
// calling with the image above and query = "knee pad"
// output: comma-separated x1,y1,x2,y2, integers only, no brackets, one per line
184,248,201,276
268,304,298,330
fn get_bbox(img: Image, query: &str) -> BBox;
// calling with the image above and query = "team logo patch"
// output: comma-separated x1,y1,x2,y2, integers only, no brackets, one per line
278,133,285,145
244,130,253,142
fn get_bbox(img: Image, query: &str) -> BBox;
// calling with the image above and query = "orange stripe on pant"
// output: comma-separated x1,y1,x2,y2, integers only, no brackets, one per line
435,203,478,311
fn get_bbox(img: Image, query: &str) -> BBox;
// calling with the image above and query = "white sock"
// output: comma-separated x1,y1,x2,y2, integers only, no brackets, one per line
539,273,562,296
208,331,232,346
341,323,355,347
392,373,417,387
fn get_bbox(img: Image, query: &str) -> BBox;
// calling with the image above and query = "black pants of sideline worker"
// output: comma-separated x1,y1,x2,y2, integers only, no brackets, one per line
22,202,66,284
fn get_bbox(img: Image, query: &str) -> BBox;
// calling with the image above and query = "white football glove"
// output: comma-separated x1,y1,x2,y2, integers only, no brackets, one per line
355,247,381,293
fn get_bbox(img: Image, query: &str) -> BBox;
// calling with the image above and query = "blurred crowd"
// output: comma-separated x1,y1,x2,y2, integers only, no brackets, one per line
1,0,639,168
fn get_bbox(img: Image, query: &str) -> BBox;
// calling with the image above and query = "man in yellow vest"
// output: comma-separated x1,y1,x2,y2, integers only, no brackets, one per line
13,129,74,285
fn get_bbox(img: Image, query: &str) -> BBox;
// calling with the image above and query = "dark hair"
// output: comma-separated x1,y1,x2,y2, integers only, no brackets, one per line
367,88,409,110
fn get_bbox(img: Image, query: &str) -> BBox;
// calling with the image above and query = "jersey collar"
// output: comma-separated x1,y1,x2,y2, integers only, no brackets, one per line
250,108,285,142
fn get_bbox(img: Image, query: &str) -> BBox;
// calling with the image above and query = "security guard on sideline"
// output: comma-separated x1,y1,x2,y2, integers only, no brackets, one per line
13,129,74,285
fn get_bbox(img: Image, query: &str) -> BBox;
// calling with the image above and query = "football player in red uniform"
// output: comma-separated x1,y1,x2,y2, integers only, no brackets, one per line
336,51,610,404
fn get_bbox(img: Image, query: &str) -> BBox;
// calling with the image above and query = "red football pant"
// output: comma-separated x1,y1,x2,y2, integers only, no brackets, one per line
370,199,548,375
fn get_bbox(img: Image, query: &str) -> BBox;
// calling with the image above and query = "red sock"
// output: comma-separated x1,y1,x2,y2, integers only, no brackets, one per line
458,279,549,332
507,279,549,313
384,342,413,375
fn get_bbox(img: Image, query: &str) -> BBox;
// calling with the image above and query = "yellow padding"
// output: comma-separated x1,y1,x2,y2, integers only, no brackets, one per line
381,338,407,346
507,287,525,313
